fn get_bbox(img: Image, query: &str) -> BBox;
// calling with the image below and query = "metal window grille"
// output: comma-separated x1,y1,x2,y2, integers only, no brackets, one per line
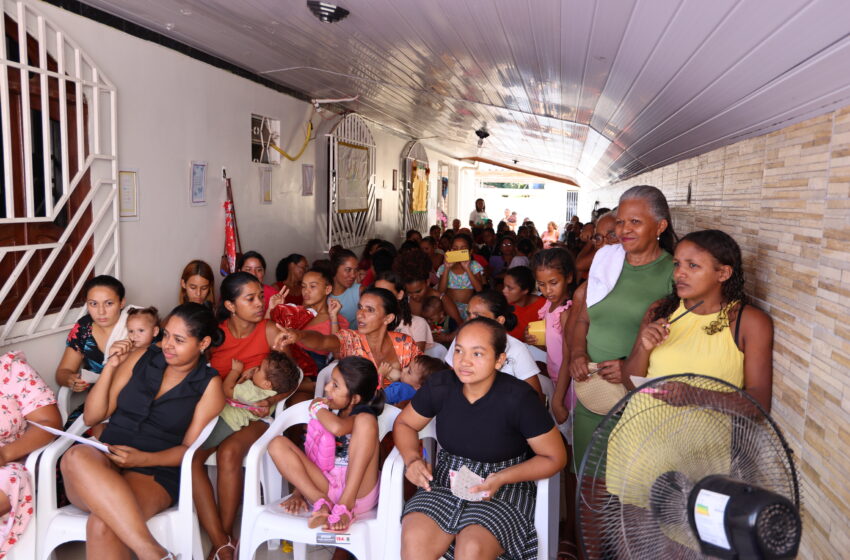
326,113,375,250
565,190,578,221
399,140,429,240
0,0,118,345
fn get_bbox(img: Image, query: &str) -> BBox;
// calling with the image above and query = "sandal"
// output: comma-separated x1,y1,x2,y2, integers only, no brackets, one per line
213,537,236,560
308,498,333,529
326,503,354,533
160,553,179,560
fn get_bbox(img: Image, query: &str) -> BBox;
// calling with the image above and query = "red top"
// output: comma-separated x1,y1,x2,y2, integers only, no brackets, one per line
209,319,270,378
508,296,546,340
273,282,304,305
303,316,350,356
472,254,488,269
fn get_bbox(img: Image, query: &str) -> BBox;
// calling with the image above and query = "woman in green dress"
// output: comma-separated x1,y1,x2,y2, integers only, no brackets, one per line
567,185,677,472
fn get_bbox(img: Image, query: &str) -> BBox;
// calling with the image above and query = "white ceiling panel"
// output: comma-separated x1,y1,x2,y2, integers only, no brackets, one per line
66,0,850,186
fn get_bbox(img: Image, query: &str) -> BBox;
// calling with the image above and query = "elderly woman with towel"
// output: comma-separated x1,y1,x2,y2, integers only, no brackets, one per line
566,186,677,471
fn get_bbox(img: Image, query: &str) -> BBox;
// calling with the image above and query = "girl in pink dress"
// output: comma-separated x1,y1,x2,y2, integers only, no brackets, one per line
0,352,62,557
530,249,576,421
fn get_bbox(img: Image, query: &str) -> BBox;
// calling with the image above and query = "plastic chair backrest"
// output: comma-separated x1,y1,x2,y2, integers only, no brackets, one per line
313,361,338,398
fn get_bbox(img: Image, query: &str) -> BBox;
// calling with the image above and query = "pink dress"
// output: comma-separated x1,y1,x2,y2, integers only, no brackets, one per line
539,300,574,409
0,352,56,556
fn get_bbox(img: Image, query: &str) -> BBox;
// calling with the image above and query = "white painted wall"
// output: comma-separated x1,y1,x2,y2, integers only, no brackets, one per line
0,2,414,386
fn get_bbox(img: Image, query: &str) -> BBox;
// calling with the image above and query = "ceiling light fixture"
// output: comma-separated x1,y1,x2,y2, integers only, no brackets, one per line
475,127,490,148
307,1,350,23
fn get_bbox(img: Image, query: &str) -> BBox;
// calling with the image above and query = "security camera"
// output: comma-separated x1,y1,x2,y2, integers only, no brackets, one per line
475,128,490,140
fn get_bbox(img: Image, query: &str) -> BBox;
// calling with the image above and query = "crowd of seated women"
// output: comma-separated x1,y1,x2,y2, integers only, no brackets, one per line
0,183,774,560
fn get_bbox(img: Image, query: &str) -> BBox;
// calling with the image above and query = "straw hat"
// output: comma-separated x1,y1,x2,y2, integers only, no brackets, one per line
574,362,627,415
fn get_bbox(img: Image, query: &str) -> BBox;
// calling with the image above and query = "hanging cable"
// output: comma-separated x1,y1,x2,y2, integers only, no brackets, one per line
269,120,313,161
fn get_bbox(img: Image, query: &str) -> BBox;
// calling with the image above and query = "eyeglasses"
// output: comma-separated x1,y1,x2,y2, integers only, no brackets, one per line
592,233,618,243
501,241,514,247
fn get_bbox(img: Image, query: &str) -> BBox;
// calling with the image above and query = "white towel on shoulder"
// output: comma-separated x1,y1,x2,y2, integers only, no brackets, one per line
587,244,626,308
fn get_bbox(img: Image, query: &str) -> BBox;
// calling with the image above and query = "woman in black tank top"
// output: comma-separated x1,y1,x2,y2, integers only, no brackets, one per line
61,303,225,560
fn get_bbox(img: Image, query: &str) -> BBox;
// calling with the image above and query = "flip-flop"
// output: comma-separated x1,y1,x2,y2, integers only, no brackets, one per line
325,503,354,533
213,538,237,560
308,498,333,529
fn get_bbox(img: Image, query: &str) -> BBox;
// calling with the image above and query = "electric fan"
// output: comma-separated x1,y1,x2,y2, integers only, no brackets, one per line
577,374,801,560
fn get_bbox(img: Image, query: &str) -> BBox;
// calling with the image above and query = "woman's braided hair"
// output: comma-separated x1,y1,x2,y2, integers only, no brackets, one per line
650,229,748,334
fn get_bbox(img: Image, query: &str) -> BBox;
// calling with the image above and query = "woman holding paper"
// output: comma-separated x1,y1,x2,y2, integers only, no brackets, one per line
395,317,566,560
0,352,62,556
60,303,224,560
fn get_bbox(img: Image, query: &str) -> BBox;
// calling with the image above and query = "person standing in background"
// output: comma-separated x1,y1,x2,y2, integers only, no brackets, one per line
468,198,489,229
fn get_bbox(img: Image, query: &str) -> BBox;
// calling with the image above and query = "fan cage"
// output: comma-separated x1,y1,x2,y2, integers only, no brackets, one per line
576,373,800,560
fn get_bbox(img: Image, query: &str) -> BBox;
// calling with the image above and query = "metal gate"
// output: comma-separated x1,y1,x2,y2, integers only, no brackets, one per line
0,0,118,344
326,114,375,250
399,140,429,239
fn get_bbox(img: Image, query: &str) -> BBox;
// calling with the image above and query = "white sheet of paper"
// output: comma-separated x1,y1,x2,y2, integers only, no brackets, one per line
80,368,100,384
29,421,109,453
450,466,487,501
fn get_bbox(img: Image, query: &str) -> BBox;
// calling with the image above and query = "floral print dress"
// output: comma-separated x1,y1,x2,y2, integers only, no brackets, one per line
0,352,56,557
334,329,422,387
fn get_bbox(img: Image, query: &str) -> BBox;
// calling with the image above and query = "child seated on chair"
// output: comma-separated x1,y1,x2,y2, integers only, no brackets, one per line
202,351,301,449
422,295,458,346
379,354,446,405
268,356,385,533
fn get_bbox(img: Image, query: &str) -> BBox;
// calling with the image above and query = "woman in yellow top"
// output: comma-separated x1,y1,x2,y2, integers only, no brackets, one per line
605,230,774,506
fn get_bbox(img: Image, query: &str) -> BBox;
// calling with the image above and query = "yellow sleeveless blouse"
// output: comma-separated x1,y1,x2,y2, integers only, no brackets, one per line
647,301,744,388
606,302,744,508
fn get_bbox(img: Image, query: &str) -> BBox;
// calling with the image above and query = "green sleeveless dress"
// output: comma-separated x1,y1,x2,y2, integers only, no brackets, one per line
572,251,673,474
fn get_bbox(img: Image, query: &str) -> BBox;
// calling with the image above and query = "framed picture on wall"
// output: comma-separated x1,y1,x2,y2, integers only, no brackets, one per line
392,169,398,191
259,166,273,204
302,164,314,196
118,170,139,220
190,161,207,206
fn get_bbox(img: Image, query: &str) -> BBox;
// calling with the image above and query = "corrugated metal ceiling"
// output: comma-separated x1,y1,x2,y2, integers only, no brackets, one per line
72,0,850,187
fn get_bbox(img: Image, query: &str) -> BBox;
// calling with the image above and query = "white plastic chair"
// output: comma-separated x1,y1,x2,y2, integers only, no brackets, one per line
5,443,49,560
526,343,548,363
385,419,560,560
538,374,555,407
55,386,89,426
424,343,448,360
36,414,218,560
238,400,401,560
313,361,338,398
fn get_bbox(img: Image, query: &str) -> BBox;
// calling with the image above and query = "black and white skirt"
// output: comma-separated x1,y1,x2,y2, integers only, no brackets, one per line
402,449,538,560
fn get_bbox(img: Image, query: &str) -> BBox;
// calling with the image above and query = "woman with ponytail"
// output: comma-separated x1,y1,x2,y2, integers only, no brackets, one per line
61,303,225,560
396,318,566,560
274,253,309,305
622,229,773,407
275,288,422,386
443,291,543,397
269,356,385,532
196,272,293,559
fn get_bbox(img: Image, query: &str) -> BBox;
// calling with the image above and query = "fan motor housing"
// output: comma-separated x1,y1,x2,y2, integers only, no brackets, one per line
687,475,801,560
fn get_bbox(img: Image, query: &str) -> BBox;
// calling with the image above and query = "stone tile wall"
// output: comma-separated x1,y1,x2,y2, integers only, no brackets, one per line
579,107,850,558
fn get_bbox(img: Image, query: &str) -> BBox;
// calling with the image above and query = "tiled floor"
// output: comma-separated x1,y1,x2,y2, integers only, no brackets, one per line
54,540,337,559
